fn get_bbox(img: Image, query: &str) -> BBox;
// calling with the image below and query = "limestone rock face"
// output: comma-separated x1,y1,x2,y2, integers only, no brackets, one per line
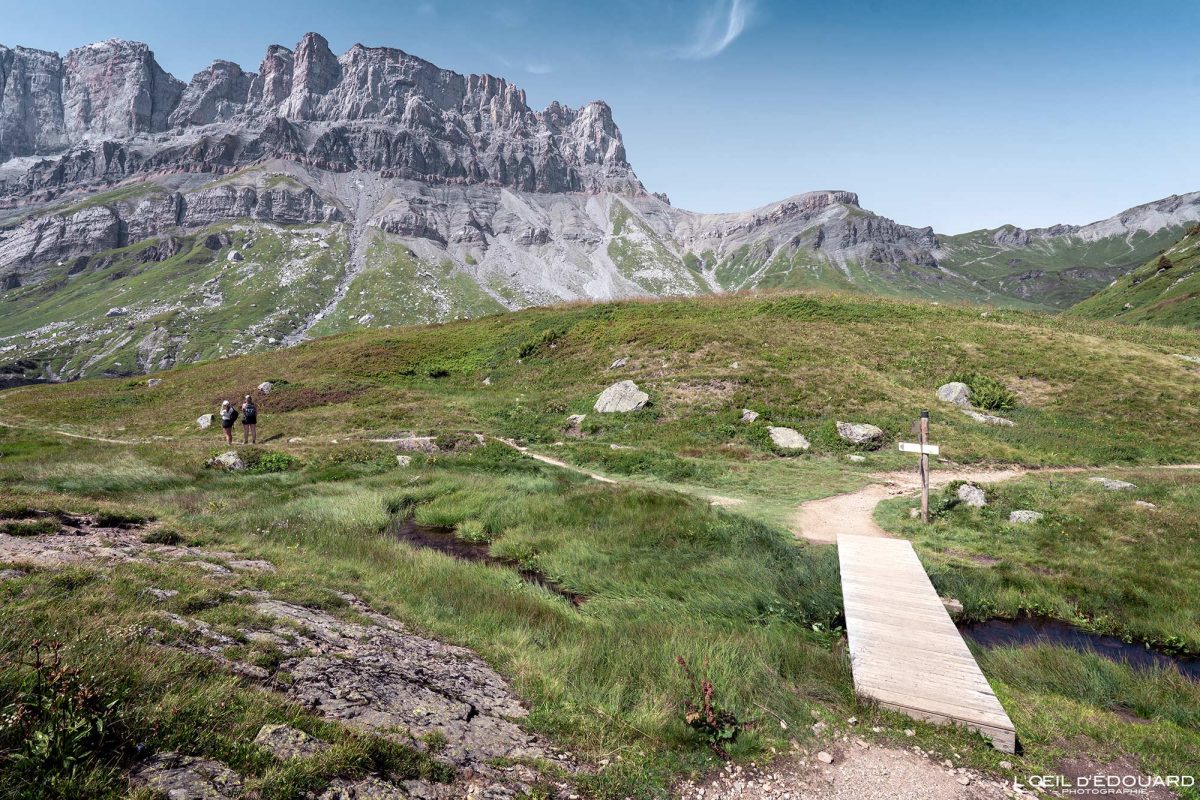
936,381,972,407
768,426,810,451
594,380,648,413
836,421,884,447
62,39,184,141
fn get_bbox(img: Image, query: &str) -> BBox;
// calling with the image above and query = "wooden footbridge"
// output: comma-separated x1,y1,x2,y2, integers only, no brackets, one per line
838,533,1017,753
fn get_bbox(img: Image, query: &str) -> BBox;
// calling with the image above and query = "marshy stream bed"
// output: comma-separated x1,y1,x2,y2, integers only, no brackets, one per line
387,518,587,607
959,616,1200,680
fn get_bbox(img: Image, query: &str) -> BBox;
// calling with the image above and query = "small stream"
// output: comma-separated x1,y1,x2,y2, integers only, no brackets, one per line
958,616,1200,680
386,518,586,607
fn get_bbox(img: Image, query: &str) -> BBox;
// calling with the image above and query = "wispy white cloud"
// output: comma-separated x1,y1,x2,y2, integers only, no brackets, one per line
674,0,756,60
525,62,554,75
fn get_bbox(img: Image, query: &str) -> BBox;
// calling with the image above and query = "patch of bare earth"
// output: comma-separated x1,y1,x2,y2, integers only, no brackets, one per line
1056,755,1178,800
676,741,1017,799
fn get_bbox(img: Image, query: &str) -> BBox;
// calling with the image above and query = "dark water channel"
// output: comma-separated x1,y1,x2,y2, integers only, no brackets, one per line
958,616,1200,681
387,518,586,607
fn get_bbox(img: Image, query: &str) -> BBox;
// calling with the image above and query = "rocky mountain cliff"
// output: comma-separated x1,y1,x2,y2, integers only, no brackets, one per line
0,33,1196,381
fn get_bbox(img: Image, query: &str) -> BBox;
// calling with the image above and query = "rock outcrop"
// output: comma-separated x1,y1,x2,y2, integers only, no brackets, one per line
768,426,811,451
594,380,648,413
0,32,643,196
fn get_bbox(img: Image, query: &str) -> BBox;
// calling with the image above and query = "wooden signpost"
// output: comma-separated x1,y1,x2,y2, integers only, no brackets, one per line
898,410,936,523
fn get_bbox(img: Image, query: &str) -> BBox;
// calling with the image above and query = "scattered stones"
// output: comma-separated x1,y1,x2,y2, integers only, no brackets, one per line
740,409,759,423
1135,500,1158,509
936,381,972,407
1090,477,1137,491
961,409,1015,427
288,437,304,443
729,361,740,369
131,753,243,800
564,414,587,436
956,483,987,508
105,306,128,317
593,380,648,413
482,376,491,386
253,724,329,760
958,775,972,786
257,381,273,394
207,451,246,471
395,455,412,467
1174,354,1200,365
227,250,244,262
147,378,162,388
1008,510,1044,524
999,760,1013,770
941,596,964,614
607,357,627,370
318,776,408,799
143,588,179,601
197,413,214,430
847,454,866,463
768,426,810,451
817,751,835,764
904,729,916,737
836,421,884,447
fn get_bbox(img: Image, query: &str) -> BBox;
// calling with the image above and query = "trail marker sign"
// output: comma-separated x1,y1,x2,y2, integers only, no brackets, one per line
899,410,937,523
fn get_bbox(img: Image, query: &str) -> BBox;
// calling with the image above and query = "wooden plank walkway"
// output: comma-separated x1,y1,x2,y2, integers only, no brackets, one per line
838,534,1017,753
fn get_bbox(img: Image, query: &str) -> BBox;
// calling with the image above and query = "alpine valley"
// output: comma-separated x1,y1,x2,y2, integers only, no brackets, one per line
1,33,1198,381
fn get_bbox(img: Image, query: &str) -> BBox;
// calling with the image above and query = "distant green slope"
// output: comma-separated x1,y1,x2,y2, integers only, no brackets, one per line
938,225,1189,309
1066,225,1200,327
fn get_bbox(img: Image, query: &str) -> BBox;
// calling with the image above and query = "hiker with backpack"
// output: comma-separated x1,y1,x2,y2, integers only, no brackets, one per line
219,399,238,445
241,394,258,445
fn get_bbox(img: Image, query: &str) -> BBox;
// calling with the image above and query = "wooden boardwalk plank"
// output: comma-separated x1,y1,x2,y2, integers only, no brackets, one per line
838,533,1017,753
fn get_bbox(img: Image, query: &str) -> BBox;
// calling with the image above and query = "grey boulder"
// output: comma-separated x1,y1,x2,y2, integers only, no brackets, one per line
253,724,329,760
594,380,648,413
740,409,759,423
768,426,810,451
956,483,987,508
257,381,273,394
836,421,884,447
207,451,246,471
936,381,972,407
1008,510,1043,524
197,413,214,429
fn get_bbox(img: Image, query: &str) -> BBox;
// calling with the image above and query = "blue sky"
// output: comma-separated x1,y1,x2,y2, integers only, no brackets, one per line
4,0,1198,232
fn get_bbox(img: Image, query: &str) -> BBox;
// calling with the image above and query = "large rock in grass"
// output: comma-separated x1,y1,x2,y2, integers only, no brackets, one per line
1089,477,1137,490
1008,509,1043,524
197,413,214,429
253,724,328,760
937,382,972,407
207,451,245,471
836,421,884,447
740,409,759,423
594,380,648,413
957,483,987,508
257,381,273,394
768,426,810,451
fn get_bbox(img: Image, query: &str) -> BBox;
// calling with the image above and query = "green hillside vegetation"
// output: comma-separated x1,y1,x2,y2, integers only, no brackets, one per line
1067,225,1200,327
939,225,1189,308
3,291,1200,797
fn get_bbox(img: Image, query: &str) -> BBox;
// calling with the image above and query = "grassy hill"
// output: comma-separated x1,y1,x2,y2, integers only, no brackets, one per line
1067,224,1200,327
3,290,1200,798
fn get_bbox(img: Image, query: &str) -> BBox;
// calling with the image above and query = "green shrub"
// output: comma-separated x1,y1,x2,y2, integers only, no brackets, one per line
141,528,186,546
0,642,126,797
951,372,1017,412
0,519,60,537
94,510,150,528
244,451,300,475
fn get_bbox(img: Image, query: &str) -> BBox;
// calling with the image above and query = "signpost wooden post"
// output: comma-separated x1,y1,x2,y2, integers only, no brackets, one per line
898,410,936,523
